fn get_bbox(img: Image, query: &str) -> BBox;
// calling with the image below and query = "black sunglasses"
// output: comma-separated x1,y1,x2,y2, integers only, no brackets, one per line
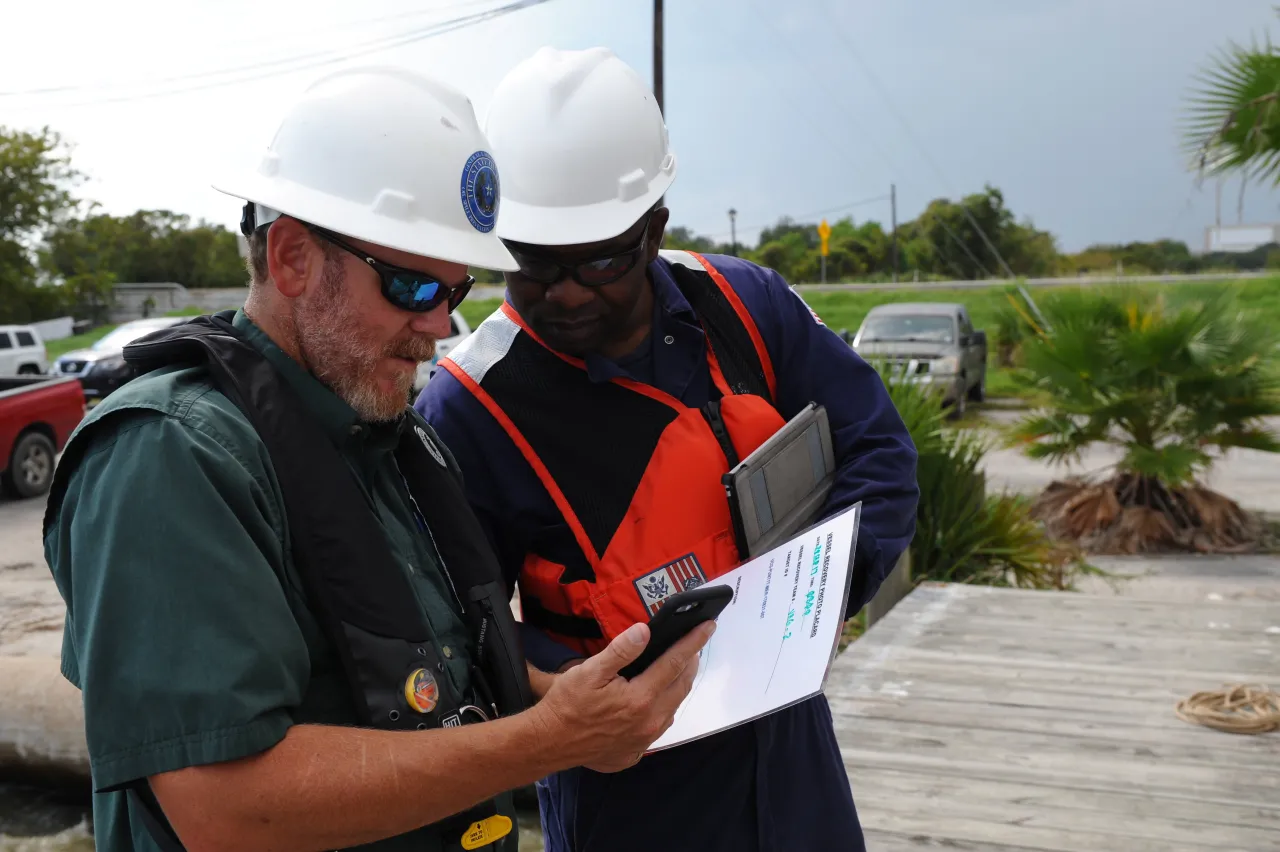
505,212,654,287
308,225,474,314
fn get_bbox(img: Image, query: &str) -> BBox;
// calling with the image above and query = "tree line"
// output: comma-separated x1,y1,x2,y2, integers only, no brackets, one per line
1,126,247,324
2,124,1273,326
664,185,1277,285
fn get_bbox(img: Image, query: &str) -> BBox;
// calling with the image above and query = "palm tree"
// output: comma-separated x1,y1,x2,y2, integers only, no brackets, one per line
1007,287,1280,553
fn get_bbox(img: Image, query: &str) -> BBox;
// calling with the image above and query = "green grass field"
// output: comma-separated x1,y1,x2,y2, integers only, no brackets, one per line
457,277,1280,401
45,325,119,358
50,277,1280,391
460,277,1280,339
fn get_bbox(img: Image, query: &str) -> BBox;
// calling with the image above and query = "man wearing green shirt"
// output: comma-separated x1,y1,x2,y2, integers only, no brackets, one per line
42,66,708,852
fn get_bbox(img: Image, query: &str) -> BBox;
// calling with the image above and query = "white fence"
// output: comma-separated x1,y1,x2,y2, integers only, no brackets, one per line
31,316,74,341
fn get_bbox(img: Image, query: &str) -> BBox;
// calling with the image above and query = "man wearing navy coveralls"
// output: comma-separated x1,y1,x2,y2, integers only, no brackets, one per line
416,47,919,851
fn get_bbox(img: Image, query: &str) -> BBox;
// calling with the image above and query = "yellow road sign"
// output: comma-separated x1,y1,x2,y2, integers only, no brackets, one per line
818,218,830,256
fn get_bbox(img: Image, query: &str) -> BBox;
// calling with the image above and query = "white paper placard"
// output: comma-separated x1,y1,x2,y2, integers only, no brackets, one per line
647,502,861,752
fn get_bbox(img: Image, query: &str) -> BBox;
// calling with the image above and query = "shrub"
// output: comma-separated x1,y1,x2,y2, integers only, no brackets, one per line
873,360,1093,588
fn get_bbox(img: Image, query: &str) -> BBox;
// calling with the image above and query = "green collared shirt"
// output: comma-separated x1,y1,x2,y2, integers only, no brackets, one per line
44,310,503,851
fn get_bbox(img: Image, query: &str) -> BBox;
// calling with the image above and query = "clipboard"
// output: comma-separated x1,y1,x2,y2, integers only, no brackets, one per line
722,402,836,560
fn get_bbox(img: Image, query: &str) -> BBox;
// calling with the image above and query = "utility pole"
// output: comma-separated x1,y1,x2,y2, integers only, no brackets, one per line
654,0,664,207
653,0,664,115
890,182,899,283
728,208,738,256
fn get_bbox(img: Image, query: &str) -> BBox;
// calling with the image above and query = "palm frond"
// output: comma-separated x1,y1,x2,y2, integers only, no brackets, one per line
1182,33,1280,183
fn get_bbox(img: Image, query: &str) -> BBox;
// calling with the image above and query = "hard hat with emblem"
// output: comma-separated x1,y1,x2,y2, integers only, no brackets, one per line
213,65,518,271
483,46,677,246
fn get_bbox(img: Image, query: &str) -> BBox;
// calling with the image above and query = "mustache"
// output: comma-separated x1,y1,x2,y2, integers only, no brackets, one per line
385,336,437,362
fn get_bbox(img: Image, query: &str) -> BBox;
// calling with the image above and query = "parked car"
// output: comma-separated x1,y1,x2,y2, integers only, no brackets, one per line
852,302,988,417
50,316,187,404
0,325,49,377
0,375,85,499
413,311,473,394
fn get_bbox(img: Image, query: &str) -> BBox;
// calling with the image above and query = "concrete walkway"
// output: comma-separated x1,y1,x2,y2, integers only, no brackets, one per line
975,409,1280,515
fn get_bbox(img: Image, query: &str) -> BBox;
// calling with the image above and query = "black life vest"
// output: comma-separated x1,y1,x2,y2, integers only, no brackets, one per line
43,310,532,851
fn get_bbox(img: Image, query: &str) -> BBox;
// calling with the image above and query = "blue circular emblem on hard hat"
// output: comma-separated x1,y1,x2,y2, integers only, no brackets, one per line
460,151,499,233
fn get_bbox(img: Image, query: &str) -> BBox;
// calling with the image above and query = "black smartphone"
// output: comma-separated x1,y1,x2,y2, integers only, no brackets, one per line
619,584,734,679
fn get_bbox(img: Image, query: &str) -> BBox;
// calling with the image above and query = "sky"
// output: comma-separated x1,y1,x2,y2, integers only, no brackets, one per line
2,0,1278,256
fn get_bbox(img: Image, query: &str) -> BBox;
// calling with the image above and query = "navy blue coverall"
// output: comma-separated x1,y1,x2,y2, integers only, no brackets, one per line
416,252,919,851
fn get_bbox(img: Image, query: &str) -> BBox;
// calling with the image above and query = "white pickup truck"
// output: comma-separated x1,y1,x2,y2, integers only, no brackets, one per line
0,325,49,377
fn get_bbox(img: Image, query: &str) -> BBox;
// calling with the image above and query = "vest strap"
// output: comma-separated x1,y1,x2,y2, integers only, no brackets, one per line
520,593,605,640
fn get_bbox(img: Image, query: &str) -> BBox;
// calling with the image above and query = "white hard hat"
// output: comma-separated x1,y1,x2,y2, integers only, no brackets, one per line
483,46,676,246
213,65,518,271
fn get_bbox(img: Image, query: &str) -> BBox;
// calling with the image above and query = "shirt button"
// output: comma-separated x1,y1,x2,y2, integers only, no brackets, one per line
442,646,454,659
349,425,362,435
663,335,675,345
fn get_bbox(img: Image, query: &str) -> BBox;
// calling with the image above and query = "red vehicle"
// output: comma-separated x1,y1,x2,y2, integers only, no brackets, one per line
0,376,85,499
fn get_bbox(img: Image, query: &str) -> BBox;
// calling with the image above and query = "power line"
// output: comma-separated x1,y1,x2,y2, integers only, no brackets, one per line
740,0,970,274
704,193,891,240
0,0,506,99
932,213,993,279
817,0,1016,279
3,0,553,110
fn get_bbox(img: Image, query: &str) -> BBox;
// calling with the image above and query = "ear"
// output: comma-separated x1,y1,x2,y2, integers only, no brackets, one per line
646,207,670,263
266,217,325,299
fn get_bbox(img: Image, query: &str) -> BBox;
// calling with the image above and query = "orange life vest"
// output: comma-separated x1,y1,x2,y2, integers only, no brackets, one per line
441,251,786,656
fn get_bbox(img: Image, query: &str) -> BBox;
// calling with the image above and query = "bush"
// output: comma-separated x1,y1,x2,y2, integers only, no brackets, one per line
873,360,1093,588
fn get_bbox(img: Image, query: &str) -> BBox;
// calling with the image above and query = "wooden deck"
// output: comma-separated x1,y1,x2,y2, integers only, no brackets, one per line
828,582,1280,852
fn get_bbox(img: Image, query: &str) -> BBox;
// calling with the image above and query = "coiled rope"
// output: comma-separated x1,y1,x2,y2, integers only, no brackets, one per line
1174,683,1280,734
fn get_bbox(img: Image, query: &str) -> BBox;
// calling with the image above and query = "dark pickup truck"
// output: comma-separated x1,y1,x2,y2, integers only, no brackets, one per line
0,376,85,499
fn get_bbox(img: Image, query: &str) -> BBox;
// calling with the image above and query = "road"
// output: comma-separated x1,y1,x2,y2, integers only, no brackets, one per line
793,269,1274,293
0,492,47,573
0,493,62,657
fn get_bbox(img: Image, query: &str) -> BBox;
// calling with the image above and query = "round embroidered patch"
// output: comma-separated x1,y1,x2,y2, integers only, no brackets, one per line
460,150,499,233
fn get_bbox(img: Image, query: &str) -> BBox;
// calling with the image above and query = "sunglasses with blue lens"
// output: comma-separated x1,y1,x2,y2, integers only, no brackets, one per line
307,225,475,314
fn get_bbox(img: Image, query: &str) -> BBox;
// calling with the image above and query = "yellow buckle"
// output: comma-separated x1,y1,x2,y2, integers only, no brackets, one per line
461,814,513,849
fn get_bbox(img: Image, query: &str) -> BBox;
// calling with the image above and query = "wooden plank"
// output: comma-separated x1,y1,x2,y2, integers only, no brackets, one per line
865,635,1273,674
828,673,1264,726
853,789,1280,851
834,715,1280,782
896,615,1280,650
850,769,1280,848
832,645,1277,688
852,786,1280,850
863,829,1044,852
894,583,1280,625
842,745,1277,812
832,695,1280,758
855,809,1209,852
848,765,1280,831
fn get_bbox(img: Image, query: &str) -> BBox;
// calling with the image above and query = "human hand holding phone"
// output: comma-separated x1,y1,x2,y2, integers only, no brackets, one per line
618,584,733,679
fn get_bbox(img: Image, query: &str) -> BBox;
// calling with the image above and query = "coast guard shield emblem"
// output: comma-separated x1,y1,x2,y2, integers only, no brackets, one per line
633,554,707,617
